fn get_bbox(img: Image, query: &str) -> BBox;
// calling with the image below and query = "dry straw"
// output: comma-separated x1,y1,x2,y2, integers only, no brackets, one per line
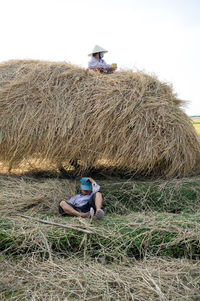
0,174,74,217
0,60,200,178
1,173,200,300
1,255,200,300
1,174,200,218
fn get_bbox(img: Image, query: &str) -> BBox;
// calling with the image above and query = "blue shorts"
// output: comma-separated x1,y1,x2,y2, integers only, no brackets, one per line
58,193,96,216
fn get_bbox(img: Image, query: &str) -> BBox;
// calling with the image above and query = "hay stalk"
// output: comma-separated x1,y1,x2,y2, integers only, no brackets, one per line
17,214,95,234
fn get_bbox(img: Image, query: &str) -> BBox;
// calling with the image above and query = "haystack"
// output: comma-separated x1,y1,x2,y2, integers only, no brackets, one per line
0,60,199,178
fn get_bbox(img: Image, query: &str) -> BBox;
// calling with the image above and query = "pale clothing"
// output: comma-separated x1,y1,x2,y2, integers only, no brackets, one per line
88,56,110,71
67,181,100,208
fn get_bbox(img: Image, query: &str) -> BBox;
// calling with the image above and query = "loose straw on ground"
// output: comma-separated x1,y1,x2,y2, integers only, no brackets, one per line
17,213,95,234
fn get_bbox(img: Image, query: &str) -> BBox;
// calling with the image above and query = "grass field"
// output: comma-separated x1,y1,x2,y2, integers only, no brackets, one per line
0,174,200,300
0,117,200,299
192,119,200,135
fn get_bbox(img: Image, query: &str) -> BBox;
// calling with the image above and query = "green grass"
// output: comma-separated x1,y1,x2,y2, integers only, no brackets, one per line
0,212,199,260
192,119,200,135
89,178,200,214
0,289,24,300
1,176,200,300
1,177,200,260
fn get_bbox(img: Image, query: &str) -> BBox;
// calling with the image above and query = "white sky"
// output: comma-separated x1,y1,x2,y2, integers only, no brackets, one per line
0,0,199,116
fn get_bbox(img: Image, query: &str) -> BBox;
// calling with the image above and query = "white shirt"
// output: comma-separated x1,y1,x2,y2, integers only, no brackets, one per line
88,56,110,71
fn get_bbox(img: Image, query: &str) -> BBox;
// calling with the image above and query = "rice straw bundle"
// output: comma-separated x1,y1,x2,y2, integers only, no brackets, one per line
0,60,199,177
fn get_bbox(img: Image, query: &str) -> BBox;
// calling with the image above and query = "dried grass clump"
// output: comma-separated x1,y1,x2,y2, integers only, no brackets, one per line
0,60,200,178
0,174,75,217
0,176,75,217
0,255,200,300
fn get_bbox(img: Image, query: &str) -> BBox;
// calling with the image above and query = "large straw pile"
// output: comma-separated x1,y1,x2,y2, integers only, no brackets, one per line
0,60,199,178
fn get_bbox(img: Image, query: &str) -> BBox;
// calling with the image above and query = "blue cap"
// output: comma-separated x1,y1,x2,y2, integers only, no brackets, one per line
80,177,92,191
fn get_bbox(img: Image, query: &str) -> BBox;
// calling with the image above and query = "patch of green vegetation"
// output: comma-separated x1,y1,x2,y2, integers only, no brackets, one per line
0,232,16,252
0,288,24,300
93,179,200,214
0,219,13,230
1,214,199,260
48,228,84,253
1,178,200,261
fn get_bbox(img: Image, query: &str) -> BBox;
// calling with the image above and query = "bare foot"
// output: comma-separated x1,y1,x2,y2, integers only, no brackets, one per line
81,212,91,218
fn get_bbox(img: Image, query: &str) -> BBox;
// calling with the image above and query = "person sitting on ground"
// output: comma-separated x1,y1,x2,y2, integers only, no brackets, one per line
59,177,104,219
88,45,117,73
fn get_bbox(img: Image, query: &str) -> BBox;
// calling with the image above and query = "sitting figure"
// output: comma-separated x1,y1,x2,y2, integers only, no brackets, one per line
59,177,104,219
88,45,117,73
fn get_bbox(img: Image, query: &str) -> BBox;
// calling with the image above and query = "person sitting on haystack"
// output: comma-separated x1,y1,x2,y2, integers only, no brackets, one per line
88,45,117,73
59,177,104,219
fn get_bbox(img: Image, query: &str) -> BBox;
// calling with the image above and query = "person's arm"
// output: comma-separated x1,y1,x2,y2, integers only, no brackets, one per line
86,177,100,193
98,61,116,73
99,59,110,69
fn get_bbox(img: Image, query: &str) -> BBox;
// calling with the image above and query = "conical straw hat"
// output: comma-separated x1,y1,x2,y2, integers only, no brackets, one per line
88,45,108,56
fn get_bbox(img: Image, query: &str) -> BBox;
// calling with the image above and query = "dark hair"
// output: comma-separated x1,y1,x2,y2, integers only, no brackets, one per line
93,52,99,57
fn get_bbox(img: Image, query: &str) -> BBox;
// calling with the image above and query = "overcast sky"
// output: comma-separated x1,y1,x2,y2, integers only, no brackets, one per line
1,0,199,116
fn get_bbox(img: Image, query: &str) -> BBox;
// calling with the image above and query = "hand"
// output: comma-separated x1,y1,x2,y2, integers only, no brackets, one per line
110,63,117,70
86,177,94,183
